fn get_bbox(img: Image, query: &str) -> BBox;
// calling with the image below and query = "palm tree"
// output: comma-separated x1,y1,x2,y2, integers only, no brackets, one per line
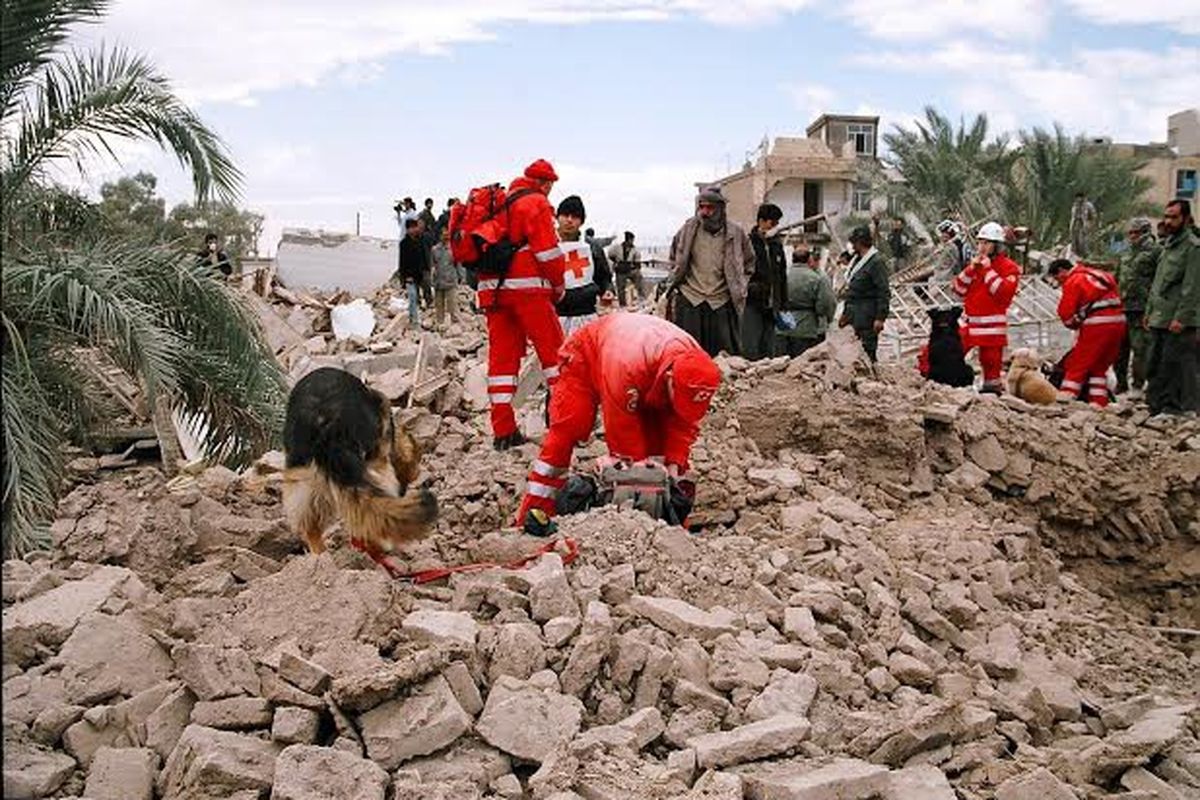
2,0,286,556
1002,125,1155,254
882,106,1016,226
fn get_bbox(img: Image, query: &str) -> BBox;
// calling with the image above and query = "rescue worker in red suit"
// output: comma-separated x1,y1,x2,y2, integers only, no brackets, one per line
514,313,722,528
1047,258,1126,407
482,159,567,450
952,221,1022,393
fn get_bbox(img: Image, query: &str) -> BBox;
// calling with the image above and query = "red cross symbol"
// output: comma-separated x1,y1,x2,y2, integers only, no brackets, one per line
564,249,590,279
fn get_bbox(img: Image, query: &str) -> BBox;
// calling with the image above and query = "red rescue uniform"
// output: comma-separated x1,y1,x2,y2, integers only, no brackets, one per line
952,251,1022,386
479,175,567,439
1057,264,1125,407
515,313,721,525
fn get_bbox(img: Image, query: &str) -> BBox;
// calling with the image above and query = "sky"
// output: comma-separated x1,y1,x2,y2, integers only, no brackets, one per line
67,0,1199,252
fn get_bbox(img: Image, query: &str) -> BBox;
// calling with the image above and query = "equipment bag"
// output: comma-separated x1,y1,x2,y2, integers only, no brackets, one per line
555,463,694,526
447,185,534,278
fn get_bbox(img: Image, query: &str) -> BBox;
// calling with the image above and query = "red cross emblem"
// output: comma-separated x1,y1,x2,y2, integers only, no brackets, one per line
564,249,590,280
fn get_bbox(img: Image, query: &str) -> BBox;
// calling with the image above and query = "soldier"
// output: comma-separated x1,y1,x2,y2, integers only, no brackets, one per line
1144,199,1200,416
1114,217,1159,396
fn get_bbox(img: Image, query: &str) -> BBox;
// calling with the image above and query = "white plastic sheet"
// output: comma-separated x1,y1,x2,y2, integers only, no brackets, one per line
330,298,376,340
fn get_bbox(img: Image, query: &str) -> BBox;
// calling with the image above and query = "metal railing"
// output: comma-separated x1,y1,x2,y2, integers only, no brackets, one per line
876,276,1074,362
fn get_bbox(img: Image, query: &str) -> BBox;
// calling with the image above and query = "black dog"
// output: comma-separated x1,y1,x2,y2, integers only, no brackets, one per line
282,367,437,569
925,307,975,387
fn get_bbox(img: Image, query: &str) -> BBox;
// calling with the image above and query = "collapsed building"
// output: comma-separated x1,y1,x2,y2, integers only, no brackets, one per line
4,281,1198,800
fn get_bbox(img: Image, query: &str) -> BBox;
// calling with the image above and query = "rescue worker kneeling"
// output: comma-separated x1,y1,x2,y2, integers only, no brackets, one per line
1047,258,1126,407
515,313,722,533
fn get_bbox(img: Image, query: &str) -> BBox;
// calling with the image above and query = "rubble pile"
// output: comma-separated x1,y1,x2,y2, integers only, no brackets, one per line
4,325,1199,800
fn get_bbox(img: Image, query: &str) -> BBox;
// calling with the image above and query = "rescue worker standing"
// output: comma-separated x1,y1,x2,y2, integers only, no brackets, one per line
480,159,567,450
665,187,756,357
1114,217,1159,395
742,203,788,360
1048,258,1126,407
554,195,613,337
838,225,890,362
951,222,1021,393
514,313,721,529
607,232,644,308
1144,199,1200,416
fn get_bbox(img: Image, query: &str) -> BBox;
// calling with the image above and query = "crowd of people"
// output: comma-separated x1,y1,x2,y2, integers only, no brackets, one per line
382,165,1198,533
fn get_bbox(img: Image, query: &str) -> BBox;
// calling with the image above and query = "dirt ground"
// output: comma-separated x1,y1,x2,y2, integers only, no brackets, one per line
3,304,1198,800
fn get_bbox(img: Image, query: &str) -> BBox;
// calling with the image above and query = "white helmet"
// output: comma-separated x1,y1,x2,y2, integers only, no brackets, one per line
977,222,1007,242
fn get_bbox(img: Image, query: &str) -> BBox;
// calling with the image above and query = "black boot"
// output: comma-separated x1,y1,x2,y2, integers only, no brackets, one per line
493,431,527,451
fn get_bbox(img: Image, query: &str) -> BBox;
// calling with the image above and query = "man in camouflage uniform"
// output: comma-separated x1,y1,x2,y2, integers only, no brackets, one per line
1114,217,1159,395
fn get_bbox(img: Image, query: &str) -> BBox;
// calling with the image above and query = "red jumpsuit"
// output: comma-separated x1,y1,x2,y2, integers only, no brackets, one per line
515,313,721,525
479,176,566,439
1057,264,1125,407
952,251,1021,387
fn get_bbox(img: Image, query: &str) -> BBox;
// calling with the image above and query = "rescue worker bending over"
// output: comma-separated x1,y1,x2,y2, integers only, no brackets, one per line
515,313,721,530
1048,258,1126,407
952,222,1021,394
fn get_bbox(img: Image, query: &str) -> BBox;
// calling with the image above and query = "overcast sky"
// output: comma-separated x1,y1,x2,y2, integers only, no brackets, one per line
69,0,1198,252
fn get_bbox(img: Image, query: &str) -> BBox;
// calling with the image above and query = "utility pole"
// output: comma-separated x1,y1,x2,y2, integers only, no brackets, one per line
355,212,361,236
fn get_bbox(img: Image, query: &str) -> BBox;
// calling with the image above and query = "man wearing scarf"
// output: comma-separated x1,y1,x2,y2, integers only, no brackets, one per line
664,186,756,356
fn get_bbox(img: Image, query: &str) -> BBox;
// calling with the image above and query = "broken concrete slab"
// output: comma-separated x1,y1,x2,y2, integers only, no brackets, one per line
271,706,321,745
402,609,480,649
738,757,890,799
476,675,585,764
359,674,471,769
171,643,261,701
271,744,389,800
190,696,273,730
993,766,1077,800
278,652,331,695
746,670,818,722
157,724,279,800
688,714,811,769
2,742,77,800
628,595,738,640
84,746,158,800
55,612,173,697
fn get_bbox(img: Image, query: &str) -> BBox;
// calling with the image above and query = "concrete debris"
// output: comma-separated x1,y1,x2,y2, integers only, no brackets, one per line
6,309,1199,800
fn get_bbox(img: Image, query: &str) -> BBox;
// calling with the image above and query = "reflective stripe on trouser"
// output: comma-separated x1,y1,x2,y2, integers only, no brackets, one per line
516,366,598,525
1061,322,1125,407
486,298,565,438
963,343,1004,383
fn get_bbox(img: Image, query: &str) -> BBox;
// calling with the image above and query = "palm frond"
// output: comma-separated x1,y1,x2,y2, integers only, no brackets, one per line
1,348,62,556
0,0,108,124
3,45,241,216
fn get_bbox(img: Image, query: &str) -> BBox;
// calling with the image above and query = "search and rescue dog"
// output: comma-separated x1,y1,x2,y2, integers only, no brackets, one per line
925,307,975,388
1007,348,1058,405
282,367,437,566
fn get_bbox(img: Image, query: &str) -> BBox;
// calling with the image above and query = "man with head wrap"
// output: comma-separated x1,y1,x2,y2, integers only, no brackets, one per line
664,186,757,356
1114,217,1160,395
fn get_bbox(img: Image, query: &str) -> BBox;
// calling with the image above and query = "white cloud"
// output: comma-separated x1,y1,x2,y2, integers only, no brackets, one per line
855,43,1199,144
1063,1,1200,34
829,0,1048,42
79,0,814,105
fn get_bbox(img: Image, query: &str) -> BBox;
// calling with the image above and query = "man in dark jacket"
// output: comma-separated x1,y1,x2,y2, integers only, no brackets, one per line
554,195,613,337
743,203,788,359
1144,199,1199,416
1115,217,1159,395
197,232,233,278
838,225,891,361
396,217,429,327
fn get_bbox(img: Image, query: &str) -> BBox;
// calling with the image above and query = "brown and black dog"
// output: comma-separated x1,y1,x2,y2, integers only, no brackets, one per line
282,367,437,569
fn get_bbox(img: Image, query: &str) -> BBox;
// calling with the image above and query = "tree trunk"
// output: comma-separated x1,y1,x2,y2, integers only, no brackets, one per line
151,393,182,476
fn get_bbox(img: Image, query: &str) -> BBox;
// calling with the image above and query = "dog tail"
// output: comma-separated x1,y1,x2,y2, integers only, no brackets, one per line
337,485,439,551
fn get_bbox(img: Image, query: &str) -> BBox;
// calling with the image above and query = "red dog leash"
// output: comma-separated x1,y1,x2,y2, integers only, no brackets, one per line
351,536,580,585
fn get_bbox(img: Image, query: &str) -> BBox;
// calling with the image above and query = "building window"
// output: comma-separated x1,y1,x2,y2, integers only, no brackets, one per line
1177,169,1197,200
847,123,875,156
852,184,871,212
